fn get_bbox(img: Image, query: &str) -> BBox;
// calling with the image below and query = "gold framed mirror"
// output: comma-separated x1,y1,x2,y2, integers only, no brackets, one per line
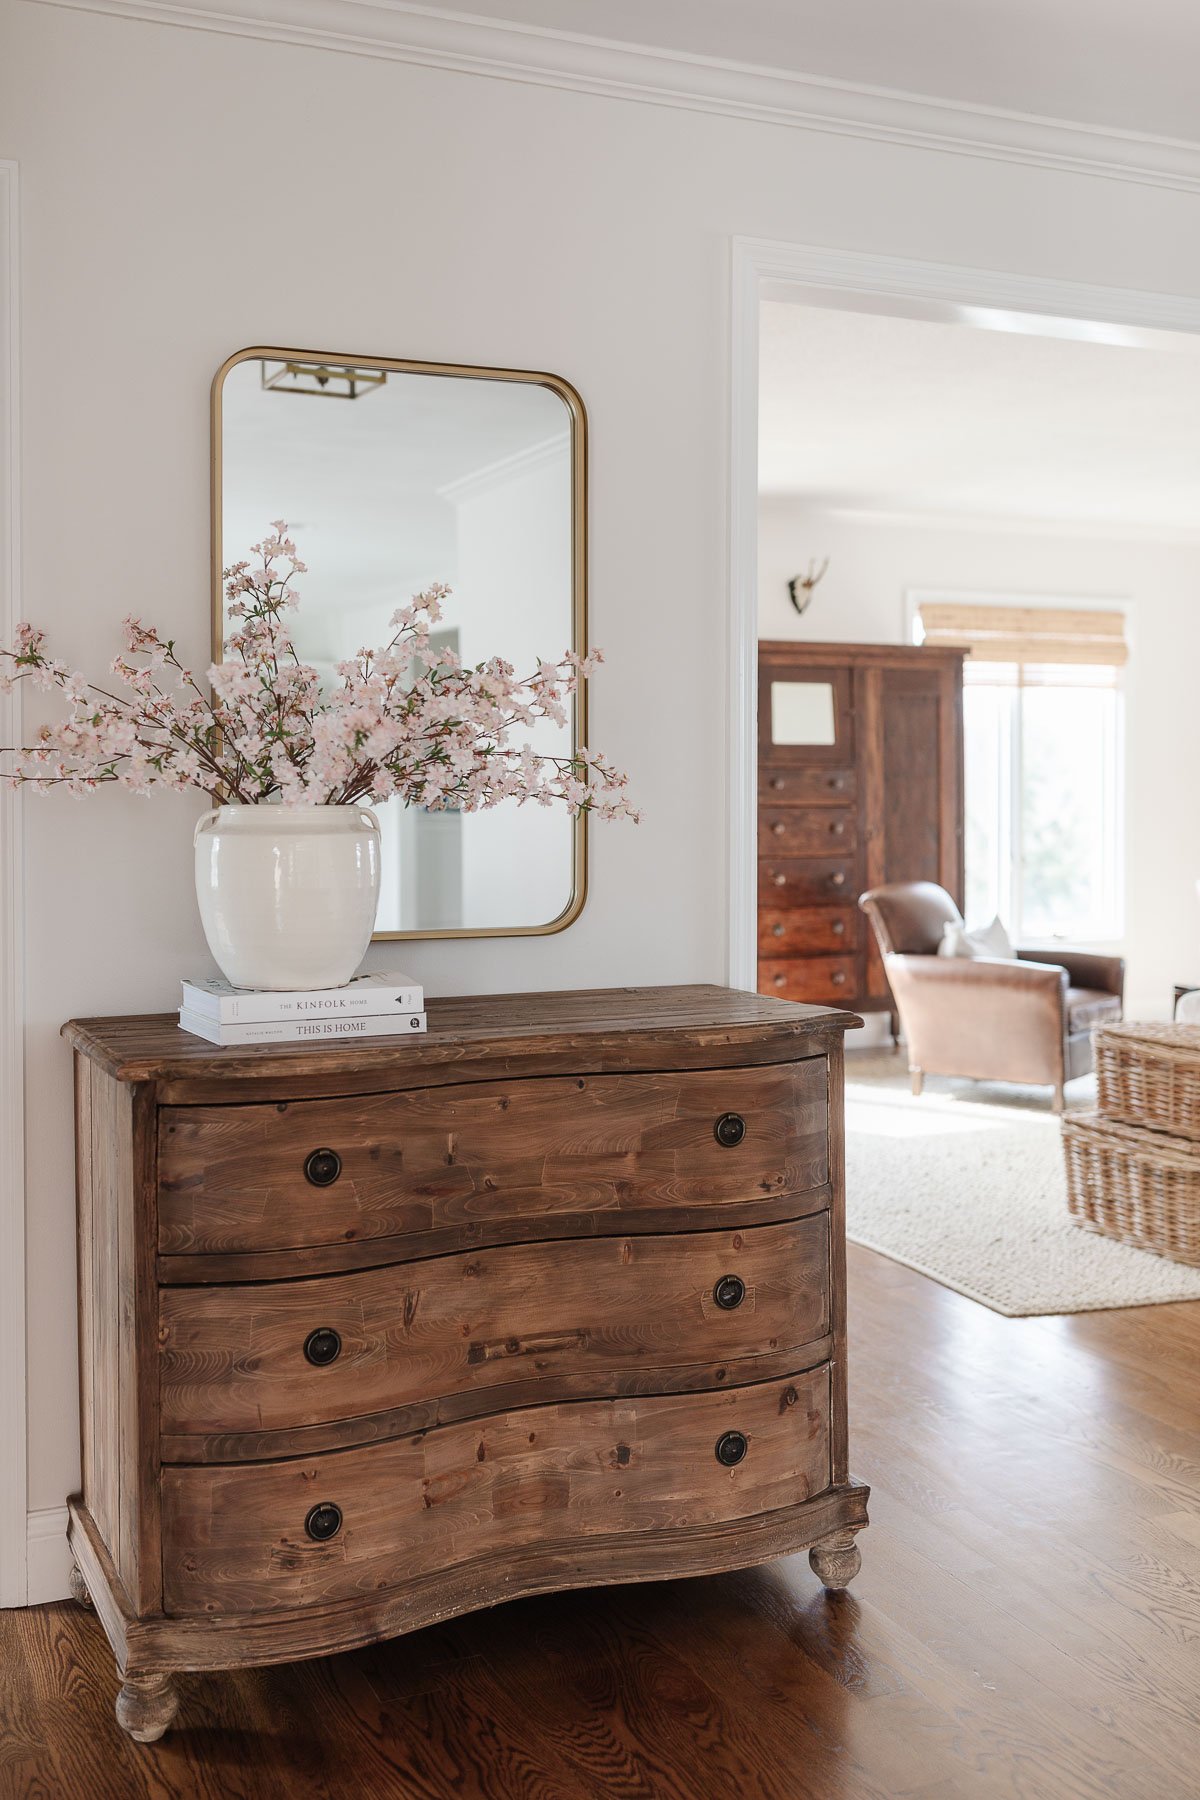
212,347,588,940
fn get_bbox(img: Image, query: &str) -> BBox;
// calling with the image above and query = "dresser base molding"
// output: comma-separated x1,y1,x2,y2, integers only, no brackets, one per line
68,1481,868,1686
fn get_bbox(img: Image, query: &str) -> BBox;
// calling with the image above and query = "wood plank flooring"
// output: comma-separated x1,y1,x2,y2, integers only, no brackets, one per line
5,1244,1200,1800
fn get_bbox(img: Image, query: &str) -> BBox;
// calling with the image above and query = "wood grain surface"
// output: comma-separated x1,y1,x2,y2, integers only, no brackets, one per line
157,1061,829,1257
159,1215,830,1441
160,1369,832,1616
63,984,861,1104
20,1247,1200,1799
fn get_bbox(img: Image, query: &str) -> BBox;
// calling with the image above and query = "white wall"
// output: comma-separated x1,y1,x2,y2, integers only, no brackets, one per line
6,0,1200,1534
760,500,1200,1020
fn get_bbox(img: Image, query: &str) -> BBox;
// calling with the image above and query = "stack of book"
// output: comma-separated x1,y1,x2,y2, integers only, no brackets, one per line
178,971,426,1046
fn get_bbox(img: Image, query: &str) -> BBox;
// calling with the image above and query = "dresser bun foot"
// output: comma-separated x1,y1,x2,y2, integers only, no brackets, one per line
809,1528,862,1591
115,1674,179,1743
67,1564,93,1610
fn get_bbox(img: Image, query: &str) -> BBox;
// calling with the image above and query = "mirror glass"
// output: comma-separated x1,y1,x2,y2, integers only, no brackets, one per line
216,351,584,938
771,680,836,746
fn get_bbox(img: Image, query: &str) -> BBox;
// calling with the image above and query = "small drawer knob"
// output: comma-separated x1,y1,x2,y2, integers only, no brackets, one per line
830,872,846,888
832,971,846,986
771,821,785,836
714,1274,746,1310
770,777,784,791
772,923,784,937
832,919,845,936
831,822,845,836
830,777,844,790
714,1112,747,1148
304,1327,342,1367
715,1431,748,1467
773,973,786,988
772,873,786,888
304,1148,342,1188
305,1502,343,1542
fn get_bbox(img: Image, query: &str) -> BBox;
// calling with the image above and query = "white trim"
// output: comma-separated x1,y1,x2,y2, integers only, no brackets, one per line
25,1509,71,1607
727,238,1200,994
0,161,26,1611
26,0,1200,197
813,506,1200,546
726,244,759,990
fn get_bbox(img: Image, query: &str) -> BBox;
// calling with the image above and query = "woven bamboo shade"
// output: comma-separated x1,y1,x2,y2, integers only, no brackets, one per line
918,602,1127,669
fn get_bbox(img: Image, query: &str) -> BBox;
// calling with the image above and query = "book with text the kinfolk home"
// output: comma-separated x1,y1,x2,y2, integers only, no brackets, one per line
177,1008,427,1047
180,970,424,1024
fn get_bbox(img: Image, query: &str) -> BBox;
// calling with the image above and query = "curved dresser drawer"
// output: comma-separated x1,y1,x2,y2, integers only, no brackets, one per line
157,1061,830,1258
159,1214,830,1445
161,1365,832,1616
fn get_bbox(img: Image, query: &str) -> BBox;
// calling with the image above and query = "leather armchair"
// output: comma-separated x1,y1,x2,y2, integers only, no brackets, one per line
859,881,1124,1111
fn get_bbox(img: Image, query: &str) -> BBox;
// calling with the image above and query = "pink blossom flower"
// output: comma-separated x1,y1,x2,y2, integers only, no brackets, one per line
0,523,639,822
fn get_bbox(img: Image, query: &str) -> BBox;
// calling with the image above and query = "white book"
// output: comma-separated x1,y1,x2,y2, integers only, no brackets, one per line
178,1007,427,1046
181,970,424,1024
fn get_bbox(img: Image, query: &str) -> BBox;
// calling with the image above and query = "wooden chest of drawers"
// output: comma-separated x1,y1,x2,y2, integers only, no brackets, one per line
64,985,868,1742
758,641,965,1016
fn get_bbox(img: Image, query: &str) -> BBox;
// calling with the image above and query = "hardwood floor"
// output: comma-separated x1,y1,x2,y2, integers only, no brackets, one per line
6,1245,1200,1800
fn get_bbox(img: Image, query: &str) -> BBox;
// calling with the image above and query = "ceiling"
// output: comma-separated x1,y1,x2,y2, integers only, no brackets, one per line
758,303,1200,533
417,0,1200,144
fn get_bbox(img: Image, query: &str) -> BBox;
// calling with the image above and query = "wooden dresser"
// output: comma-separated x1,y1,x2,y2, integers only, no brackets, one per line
64,985,868,1741
758,641,965,1021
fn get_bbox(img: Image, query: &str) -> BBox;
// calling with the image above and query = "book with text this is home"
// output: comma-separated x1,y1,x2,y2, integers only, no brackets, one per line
180,970,424,1025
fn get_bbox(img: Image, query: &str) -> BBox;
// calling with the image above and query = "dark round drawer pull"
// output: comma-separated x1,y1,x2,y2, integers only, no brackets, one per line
305,1502,343,1542
832,971,847,986
715,1431,748,1467
714,1274,746,1310
714,1112,747,1148
304,1327,342,1367
304,1147,342,1188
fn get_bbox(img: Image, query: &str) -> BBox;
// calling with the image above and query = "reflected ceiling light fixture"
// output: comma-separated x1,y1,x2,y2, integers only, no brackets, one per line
260,359,387,399
787,558,830,615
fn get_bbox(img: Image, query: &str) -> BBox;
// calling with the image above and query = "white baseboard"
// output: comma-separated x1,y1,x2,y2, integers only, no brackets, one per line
24,1507,71,1606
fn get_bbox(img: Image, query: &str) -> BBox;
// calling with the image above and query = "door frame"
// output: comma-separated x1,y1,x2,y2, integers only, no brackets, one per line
0,159,26,1608
727,236,1200,990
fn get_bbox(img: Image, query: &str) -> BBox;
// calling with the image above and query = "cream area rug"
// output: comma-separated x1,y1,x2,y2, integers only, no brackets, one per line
843,1049,1200,1316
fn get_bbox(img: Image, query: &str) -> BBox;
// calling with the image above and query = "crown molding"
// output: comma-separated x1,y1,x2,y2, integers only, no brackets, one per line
438,430,569,503
26,0,1200,197
814,505,1200,547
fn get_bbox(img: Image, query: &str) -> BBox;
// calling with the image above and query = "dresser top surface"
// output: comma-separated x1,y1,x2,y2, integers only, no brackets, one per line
63,983,860,1089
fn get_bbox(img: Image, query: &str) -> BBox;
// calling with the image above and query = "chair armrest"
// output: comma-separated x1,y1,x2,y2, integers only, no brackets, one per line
890,953,1067,997
885,953,1069,1088
1018,947,1125,998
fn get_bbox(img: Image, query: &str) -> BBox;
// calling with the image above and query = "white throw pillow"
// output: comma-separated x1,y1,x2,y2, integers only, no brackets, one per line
937,914,1016,960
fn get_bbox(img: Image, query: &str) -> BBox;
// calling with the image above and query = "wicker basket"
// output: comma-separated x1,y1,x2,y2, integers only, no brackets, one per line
1094,1021,1200,1142
1062,1110,1200,1265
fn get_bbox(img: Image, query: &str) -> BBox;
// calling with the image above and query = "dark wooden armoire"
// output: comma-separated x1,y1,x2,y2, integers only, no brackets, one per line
758,641,965,1021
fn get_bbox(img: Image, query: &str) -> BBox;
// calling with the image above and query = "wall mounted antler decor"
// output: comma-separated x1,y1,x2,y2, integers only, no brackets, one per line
787,558,830,616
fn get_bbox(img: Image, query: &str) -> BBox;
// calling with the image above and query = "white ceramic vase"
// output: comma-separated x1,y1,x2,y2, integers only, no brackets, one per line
194,805,382,992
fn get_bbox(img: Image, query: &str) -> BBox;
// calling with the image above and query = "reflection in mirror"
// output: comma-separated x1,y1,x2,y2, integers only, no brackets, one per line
771,680,837,746
217,353,583,937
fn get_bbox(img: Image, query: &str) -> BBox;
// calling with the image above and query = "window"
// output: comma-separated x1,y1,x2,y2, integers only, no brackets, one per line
918,602,1125,942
